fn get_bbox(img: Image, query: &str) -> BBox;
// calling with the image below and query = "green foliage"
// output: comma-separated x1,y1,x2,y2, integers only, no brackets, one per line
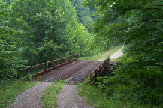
83,0,163,107
70,0,97,32
7,0,99,61
7,0,77,65
78,45,122,61
0,1,27,82
0,79,37,108
77,82,145,108
94,57,163,107
115,56,163,106
40,80,65,108
1,0,103,82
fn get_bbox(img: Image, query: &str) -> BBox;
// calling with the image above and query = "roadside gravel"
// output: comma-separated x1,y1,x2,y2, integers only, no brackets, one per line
56,85,95,108
7,82,52,108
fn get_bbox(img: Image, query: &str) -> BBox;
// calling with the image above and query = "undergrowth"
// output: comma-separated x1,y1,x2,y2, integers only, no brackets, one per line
77,55,163,108
77,82,125,108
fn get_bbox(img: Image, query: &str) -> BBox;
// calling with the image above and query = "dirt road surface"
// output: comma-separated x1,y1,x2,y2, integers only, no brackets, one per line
110,46,124,59
7,82,52,108
57,85,95,108
36,60,102,84
98,46,124,61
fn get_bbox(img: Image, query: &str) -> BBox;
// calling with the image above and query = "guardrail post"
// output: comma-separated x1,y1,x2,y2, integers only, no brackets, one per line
44,63,47,71
53,61,56,67
63,58,65,63
75,54,77,60
66,57,68,62
48,62,52,68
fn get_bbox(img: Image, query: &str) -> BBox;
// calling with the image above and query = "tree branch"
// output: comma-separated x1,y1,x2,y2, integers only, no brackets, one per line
153,5,163,6
116,19,163,32
145,8,162,10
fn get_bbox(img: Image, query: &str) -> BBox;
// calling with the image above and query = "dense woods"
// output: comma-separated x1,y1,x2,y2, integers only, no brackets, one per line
83,0,163,107
70,0,97,32
0,0,104,82
1,0,163,107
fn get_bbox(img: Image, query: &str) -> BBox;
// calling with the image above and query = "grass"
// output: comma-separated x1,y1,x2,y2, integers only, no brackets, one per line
77,82,125,108
39,79,65,108
0,79,37,108
0,77,66,108
77,82,155,108
78,45,123,61
77,45,124,107
77,45,156,108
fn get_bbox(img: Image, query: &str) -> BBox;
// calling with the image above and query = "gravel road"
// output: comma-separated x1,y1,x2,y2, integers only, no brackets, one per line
36,60,102,84
8,60,102,108
7,82,52,108
98,46,124,61
110,46,124,59
57,85,95,108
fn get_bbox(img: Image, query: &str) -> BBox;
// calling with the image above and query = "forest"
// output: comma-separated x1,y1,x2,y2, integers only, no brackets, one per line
1,0,163,107
81,0,163,107
1,0,108,81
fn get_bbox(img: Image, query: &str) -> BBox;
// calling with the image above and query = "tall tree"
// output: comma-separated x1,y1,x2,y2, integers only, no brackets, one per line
7,0,98,66
83,0,163,68
83,0,163,106
70,0,97,32
0,1,27,82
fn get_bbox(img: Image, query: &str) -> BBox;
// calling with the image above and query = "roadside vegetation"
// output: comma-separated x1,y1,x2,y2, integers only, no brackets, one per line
77,82,125,108
78,0,163,107
78,45,122,61
77,45,126,107
0,80,37,108
77,81,154,108
39,80,65,108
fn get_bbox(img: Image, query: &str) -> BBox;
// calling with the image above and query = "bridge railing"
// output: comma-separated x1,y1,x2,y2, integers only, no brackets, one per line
88,55,110,84
20,54,77,80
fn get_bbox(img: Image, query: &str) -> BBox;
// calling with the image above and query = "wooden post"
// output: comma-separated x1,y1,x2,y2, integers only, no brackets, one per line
53,61,56,67
70,55,72,61
48,61,52,68
51,62,52,68
44,63,47,70
63,58,65,63
67,57,68,62
75,54,77,60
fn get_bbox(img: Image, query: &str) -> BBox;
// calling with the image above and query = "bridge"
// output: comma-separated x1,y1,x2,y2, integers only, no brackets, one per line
20,54,110,84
